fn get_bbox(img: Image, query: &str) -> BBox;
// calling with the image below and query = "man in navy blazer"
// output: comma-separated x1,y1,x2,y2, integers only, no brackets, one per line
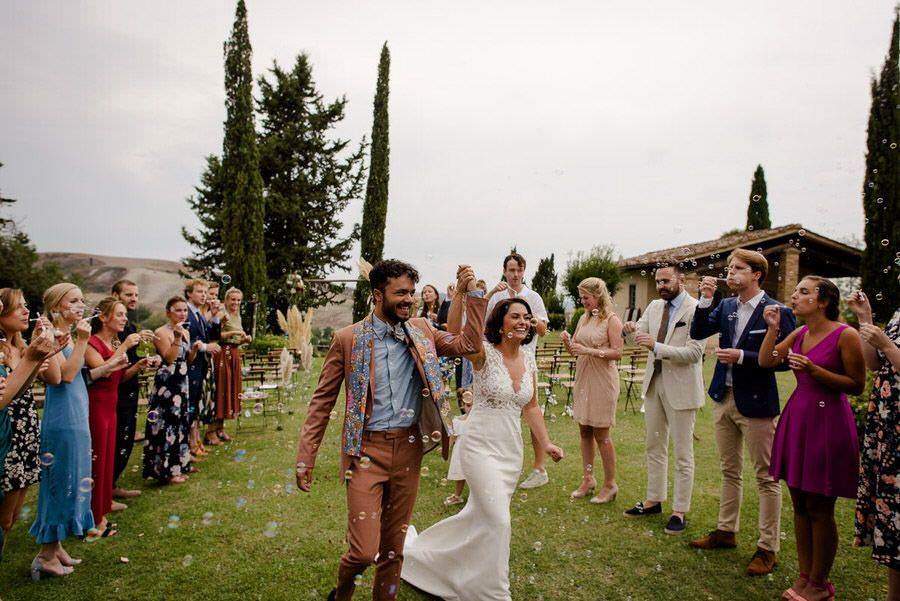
688,249,795,576
184,279,221,449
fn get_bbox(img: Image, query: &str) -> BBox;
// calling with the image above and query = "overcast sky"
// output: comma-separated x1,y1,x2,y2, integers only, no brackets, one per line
1,1,895,290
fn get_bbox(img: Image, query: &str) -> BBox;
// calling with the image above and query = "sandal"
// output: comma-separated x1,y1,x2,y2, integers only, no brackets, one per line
85,523,118,542
217,430,232,442
809,580,835,601
781,573,809,600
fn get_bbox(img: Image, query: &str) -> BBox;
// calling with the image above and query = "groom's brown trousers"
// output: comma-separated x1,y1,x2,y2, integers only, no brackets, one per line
336,425,424,601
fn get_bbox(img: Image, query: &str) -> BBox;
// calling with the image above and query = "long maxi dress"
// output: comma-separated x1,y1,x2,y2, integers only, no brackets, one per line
30,347,95,543
142,338,192,481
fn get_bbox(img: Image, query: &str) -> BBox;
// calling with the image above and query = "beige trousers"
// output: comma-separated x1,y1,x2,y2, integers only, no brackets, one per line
644,376,697,513
713,389,781,552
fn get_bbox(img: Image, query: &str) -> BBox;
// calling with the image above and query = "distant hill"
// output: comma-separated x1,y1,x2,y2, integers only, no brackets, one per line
37,252,355,330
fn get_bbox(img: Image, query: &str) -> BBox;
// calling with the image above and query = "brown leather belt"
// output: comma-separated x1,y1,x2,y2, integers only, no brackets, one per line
362,424,420,441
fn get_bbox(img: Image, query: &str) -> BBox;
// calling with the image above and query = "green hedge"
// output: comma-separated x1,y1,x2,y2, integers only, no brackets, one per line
248,334,289,354
567,308,584,336
548,313,566,331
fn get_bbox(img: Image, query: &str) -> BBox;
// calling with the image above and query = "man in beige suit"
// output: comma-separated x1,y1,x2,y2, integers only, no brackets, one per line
622,264,704,535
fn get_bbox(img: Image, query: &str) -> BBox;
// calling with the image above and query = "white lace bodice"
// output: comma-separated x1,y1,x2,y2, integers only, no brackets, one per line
471,344,536,411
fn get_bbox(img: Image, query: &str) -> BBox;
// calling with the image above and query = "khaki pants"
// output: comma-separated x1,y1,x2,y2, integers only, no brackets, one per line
713,390,781,552
644,376,697,513
337,426,424,600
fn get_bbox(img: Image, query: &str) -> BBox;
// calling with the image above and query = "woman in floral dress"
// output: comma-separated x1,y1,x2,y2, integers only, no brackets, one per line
143,298,197,484
849,290,900,600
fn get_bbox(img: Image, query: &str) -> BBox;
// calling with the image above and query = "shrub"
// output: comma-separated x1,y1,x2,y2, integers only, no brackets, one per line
548,313,566,331
248,333,289,354
563,245,622,302
567,308,584,336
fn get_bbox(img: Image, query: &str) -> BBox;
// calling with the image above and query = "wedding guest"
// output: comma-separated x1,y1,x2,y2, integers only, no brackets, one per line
486,252,550,490
110,279,143,503
848,288,900,601
444,392,473,506
202,281,221,323
561,277,622,504
621,265,705,534
688,249,795,576
435,283,453,330
0,292,60,559
759,277,865,600
184,279,220,460
143,298,197,485
84,297,148,537
29,284,107,578
419,285,442,328
206,288,250,445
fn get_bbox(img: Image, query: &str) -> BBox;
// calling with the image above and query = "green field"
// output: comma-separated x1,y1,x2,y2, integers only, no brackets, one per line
0,349,888,600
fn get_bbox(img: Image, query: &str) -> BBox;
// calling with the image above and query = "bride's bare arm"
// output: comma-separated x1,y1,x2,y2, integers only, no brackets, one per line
521,374,564,461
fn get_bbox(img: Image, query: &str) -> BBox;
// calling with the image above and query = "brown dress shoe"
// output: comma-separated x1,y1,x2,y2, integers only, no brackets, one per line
746,547,777,575
688,529,737,549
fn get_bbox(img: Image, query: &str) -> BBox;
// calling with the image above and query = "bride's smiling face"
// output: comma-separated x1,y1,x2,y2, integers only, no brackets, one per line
502,301,532,344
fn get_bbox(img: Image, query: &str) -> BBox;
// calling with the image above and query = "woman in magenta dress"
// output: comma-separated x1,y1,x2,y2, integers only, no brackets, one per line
759,276,865,601
84,297,147,538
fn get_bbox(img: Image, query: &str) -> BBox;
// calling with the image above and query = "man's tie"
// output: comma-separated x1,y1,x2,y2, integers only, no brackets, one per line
392,323,407,344
653,301,671,374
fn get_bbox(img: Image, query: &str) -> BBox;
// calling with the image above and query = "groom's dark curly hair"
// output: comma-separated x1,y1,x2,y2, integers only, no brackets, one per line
369,259,420,292
484,298,536,345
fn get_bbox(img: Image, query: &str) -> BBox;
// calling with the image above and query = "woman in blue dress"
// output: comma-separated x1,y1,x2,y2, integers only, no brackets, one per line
28,284,125,579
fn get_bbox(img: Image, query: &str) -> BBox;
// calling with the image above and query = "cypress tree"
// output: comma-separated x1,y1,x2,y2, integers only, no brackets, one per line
221,0,266,316
531,254,558,299
861,9,900,320
257,54,366,326
746,164,771,231
353,43,391,322
182,154,226,276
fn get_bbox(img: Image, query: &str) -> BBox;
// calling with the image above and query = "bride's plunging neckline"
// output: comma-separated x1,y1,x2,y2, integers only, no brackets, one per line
491,344,527,395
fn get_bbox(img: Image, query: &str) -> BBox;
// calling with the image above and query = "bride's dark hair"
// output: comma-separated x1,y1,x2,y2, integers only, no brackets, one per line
484,298,535,345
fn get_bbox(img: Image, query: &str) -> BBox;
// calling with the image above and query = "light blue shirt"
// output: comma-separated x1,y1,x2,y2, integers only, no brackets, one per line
653,289,687,354
366,314,423,431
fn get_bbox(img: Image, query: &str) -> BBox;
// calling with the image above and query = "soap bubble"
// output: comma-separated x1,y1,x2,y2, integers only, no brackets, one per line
430,431,442,443
40,452,55,467
78,477,94,493
235,497,247,509
146,410,159,424
359,456,372,469
221,274,232,285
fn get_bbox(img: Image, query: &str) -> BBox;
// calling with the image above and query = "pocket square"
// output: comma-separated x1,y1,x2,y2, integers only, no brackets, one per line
674,321,686,328
748,329,766,334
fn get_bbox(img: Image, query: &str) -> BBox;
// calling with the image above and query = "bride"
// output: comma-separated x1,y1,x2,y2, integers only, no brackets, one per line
401,297,565,600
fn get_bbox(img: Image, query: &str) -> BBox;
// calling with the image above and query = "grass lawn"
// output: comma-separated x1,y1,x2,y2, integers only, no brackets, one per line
0,345,888,600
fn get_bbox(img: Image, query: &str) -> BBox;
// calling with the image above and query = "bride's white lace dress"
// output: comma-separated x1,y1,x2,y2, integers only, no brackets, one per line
402,344,535,601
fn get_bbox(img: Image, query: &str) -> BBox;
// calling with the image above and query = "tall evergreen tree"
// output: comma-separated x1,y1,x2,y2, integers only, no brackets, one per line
257,54,366,325
861,9,900,320
353,43,391,321
181,154,226,276
531,254,558,298
746,164,771,231
221,0,266,315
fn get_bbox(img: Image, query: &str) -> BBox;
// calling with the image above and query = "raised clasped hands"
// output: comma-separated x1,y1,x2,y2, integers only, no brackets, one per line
455,265,477,294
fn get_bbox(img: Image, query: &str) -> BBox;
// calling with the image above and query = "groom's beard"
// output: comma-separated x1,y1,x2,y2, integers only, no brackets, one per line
383,299,413,323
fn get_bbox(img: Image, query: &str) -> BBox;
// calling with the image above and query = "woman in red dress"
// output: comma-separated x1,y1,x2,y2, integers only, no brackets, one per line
84,297,150,537
207,288,251,445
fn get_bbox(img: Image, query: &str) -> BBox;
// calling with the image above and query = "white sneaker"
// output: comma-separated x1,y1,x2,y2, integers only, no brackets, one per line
519,469,549,489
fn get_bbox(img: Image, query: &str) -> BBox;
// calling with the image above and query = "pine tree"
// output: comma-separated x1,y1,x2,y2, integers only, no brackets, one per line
353,43,391,322
257,54,366,325
221,0,266,316
745,164,771,231
861,8,900,320
181,154,226,276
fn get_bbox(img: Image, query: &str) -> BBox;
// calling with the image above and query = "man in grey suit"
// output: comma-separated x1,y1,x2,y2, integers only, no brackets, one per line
621,264,705,535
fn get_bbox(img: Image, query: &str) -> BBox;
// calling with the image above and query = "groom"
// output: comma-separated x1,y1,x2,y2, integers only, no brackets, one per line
295,259,487,600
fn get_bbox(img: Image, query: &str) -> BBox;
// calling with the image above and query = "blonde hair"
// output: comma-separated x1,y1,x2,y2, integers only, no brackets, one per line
42,282,80,326
577,277,614,321
0,288,27,355
223,287,243,301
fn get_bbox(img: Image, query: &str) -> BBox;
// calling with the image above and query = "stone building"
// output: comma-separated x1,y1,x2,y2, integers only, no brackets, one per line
612,224,862,320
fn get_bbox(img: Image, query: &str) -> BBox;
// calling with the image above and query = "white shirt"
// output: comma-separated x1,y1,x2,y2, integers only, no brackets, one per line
699,290,765,386
486,284,548,355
